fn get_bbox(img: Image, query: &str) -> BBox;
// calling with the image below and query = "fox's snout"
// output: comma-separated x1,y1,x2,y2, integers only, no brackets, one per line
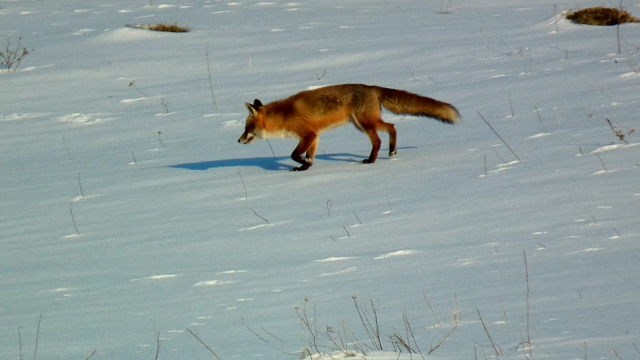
237,132,256,144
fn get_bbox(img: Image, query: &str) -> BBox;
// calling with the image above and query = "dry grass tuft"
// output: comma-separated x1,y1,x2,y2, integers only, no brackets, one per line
129,23,190,33
566,7,639,26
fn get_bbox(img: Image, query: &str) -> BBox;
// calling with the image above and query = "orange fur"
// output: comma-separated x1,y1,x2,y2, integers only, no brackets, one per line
238,84,459,171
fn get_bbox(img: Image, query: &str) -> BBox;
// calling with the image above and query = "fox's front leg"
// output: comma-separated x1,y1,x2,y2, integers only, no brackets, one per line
290,134,318,171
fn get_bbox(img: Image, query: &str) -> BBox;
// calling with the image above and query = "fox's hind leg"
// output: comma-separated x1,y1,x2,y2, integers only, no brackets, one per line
361,127,382,164
379,121,397,157
360,119,396,164
290,134,318,171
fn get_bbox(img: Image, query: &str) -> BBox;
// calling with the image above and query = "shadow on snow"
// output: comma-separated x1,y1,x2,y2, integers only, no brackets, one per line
167,153,369,171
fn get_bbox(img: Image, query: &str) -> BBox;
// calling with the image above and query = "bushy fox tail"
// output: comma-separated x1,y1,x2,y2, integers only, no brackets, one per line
376,86,460,124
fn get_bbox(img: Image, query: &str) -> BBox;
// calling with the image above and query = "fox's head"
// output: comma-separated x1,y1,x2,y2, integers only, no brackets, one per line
237,99,264,145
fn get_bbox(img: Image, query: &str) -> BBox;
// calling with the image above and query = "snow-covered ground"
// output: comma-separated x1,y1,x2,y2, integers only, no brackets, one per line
2,1,639,359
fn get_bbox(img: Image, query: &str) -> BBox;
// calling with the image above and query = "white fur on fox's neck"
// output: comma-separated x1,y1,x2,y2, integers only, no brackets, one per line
254,127,301,140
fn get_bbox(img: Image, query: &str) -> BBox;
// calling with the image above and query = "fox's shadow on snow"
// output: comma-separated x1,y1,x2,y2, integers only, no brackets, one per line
168,148,415,171
168,153,366,171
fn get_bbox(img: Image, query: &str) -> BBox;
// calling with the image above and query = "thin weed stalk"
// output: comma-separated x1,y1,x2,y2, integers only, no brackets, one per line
84,349,97,360
427,324,458,355
352,297,382,350
534,106,548,133
187,328,222,360
477,308,502,356
296,300,321,355
478,111,521,162
206,44,218,111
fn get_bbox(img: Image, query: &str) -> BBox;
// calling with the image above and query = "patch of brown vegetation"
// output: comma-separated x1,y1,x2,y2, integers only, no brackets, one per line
129,23,190,33
566,7,639,26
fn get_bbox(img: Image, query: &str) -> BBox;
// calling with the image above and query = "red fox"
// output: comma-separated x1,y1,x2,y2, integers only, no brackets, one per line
237,84,459,171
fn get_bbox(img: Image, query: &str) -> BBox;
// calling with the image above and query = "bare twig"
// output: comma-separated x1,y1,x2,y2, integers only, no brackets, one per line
34,313,42,360
77,172,85,197
128,81,149,98
18,327,24,360
237,170,248,199
428,324,458,355
260,326,284,343
84,348,97,360
596,153,608,172
484,154,488,176
206,44,218,111
423,294,442,326
478,111,521,162
1,37,32,71
352,298,382,350
606,118,633,143
154,332,161,360
404,312,425,359
534,106,548,133
523,250,532,356
265,140,276,159
508,93,515,117
611,347,623,360
296,300,321,354
250,208,269,224
157,131,165,148
342,225,351,238
187,328,222,360
242,318,269,343
69,203,80,235
477,308,502,356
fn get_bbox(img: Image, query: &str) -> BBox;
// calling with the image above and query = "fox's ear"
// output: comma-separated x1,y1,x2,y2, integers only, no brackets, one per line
245,102,259,116
253,99,263,108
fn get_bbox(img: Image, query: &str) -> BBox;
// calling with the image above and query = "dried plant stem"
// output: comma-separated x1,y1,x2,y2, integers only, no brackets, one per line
596,153,608,172
77,172,85,197
296,301,321,354
483,154,488,176
128,81,149,98
523,250,532,356
534,106,548,133
342,225,351,237
18,326,24,360
187,328,222,360
69,203,80,235
478,111,521,162
352,298,382,350
241,318,269,343
265,140,276,159
424,294,442,326
428,324,458,355
157,131,165,148
206,44,218,111
477,308,502,356
354,213,363,224
84,349,97,360
250,208,269,224
237,170,248,199
154,332,161,360
508,93,515,117
34,313,42,360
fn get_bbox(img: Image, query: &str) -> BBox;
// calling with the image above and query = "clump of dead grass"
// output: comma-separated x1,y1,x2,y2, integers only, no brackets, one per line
566,7,638,26
129,23,190,33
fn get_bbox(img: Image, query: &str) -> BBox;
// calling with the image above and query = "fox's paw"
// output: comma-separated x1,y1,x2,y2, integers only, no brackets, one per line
389,149,397,157
291,164,311,171
361,159,376,164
